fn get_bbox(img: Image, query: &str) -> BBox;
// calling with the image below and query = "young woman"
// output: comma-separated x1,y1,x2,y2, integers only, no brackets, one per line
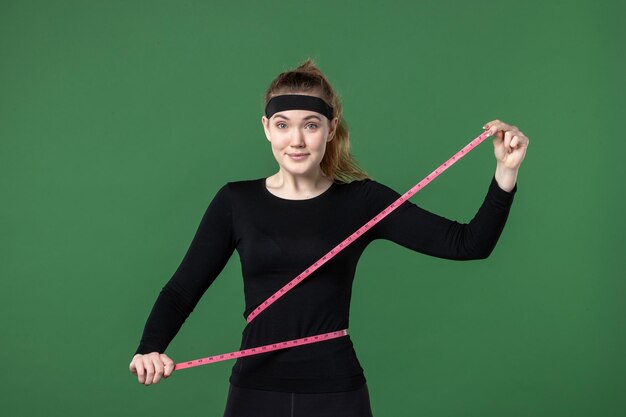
129,58,529,416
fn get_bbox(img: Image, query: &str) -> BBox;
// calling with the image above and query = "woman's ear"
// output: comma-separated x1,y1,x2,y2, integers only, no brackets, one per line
327,117,339,142
261,116,271,141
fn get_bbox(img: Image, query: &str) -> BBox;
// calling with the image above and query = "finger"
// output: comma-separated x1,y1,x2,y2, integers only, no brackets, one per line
504,131,513,152
484,119,511,137
510,135,519,149
129,354,143,374
483,119,501,128
163,362,173,378
518,133,529,146
143,357,155,385
483,119,501,134
135,360,146,384
160,353,174,378
483,121,495,135
152,360,165,384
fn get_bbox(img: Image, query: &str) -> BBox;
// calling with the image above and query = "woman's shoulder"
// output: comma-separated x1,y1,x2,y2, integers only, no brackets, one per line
225,177,264,187
341,177,396,194
332,178,403,208
219,177,264,195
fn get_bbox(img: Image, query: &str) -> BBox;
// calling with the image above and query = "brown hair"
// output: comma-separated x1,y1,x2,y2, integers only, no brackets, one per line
262,58,371,184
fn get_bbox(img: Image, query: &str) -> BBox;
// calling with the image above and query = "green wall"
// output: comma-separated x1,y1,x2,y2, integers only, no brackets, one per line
1,0,624,416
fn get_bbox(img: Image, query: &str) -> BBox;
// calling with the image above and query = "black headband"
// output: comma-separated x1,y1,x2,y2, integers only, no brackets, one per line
265,94,334,120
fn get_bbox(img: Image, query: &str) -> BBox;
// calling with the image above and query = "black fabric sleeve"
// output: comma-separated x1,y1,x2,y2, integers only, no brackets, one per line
134,183,236,355
365,175,517,260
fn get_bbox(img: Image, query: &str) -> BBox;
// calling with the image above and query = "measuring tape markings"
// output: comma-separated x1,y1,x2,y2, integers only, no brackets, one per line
174,330,348,371
174,129,491,371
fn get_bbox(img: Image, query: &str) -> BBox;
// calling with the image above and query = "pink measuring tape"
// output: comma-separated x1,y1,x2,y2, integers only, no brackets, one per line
174,128,493,371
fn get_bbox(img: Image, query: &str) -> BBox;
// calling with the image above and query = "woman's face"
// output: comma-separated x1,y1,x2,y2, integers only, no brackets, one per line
262,98,338,178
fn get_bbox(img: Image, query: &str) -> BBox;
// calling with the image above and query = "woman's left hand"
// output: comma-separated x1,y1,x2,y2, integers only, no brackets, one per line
483,119,530,170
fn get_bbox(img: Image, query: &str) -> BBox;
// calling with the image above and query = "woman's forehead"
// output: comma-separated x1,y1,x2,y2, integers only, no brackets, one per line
272,109,324,120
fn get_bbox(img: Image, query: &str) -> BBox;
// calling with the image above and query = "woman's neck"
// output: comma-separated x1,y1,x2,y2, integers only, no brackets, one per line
265,170,333,199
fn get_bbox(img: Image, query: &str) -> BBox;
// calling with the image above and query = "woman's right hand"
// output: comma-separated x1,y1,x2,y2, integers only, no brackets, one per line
129,352,175,385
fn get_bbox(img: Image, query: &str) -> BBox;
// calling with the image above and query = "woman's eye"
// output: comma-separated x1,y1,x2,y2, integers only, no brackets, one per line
275,122,317,129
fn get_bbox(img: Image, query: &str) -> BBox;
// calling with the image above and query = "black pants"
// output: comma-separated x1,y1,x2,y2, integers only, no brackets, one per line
222,382,374,417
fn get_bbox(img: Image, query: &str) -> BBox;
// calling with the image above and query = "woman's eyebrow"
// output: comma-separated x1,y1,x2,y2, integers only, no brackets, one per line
274,114,321,121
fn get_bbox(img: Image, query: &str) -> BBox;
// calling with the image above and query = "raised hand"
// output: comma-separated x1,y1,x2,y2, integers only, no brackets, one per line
482,119,530,192
484,119,530,170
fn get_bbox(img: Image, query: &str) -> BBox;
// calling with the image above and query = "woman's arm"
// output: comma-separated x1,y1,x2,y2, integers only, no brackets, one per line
365,119,528,260
363,175,517,260
133,183,237,355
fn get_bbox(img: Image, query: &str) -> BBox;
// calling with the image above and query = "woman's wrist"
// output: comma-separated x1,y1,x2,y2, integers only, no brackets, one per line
494,164,519,192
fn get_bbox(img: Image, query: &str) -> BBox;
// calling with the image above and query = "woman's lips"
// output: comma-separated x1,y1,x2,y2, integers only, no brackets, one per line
288,154,309,160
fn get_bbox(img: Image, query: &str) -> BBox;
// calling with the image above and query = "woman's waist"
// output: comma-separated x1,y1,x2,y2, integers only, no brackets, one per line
241,316,350,347
232,332,363,380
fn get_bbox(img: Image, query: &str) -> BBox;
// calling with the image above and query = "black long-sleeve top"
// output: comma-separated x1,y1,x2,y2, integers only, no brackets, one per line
134,175,517,393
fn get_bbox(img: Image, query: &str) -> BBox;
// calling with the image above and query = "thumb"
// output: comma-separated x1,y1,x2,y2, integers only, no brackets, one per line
129,354,142,374
160,353,175,378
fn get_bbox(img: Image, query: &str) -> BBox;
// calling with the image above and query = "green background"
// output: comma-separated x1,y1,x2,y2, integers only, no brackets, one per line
1,0,624,416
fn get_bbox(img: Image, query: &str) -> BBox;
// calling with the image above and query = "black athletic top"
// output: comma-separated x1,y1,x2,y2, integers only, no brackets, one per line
134,175,517,393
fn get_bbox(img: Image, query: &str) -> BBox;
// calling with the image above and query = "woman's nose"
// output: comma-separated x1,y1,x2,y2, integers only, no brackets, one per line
290,129,305,146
